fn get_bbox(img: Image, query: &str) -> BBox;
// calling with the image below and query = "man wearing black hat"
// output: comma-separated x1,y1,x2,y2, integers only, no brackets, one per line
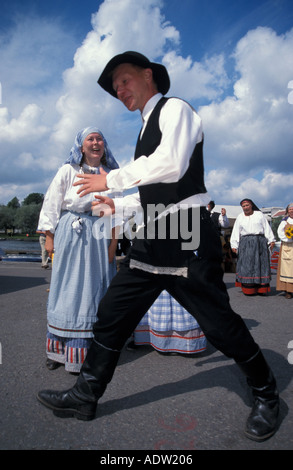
37,52,279,442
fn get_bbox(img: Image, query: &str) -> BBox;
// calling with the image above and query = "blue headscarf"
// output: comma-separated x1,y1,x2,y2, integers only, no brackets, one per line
64,127,119,170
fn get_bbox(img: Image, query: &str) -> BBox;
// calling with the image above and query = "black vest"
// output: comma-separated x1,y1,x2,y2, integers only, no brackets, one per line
134,97,207,217
129,97,207,272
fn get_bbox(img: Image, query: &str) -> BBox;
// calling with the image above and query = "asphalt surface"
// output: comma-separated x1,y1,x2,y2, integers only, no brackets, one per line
0,260,292,453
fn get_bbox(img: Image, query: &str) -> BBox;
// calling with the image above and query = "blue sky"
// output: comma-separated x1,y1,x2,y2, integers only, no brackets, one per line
0,0,293,209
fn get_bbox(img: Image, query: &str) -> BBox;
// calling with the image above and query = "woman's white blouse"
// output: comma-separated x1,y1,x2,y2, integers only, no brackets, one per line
230,211,275,250
38,164,110,233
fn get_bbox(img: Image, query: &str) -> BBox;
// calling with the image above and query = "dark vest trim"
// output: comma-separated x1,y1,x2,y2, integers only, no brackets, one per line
134,97,207,215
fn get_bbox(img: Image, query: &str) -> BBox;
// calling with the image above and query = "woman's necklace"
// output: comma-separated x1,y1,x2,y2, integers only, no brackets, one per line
81,162,101,174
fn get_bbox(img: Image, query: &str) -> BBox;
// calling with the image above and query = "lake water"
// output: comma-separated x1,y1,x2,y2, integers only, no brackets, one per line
0,239,42,262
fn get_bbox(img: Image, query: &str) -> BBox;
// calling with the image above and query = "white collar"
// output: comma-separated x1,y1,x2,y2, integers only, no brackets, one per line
141,93,163,123
140,93,163,138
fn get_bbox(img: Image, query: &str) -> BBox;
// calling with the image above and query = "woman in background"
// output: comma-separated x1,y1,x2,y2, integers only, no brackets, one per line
276,203,293,299
230,198,275,295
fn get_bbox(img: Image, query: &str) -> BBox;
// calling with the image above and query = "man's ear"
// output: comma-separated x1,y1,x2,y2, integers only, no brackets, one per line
144,68,153,81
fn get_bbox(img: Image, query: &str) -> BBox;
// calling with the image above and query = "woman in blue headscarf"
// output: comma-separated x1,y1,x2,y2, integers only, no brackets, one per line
38,128,120,373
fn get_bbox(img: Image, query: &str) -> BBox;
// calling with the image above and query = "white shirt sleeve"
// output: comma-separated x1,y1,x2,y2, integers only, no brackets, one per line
106,98,203,191
113,192,143,226
263,216,276,244
230,216,240,250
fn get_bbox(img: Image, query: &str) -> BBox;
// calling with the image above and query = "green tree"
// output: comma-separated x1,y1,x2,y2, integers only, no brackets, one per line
0,205,16,233
14,203,42,234
7,197,20,209
22,193,44,206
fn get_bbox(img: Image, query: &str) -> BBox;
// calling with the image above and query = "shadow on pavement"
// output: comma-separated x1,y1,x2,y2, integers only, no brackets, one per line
0,275,49,295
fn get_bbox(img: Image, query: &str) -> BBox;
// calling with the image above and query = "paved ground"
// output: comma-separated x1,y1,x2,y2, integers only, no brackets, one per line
0,260,292,452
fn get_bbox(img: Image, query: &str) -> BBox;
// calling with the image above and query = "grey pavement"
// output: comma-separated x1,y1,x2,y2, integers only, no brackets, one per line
0,260,292,451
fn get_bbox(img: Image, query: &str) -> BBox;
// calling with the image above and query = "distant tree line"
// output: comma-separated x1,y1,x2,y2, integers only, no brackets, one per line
0,193,44,235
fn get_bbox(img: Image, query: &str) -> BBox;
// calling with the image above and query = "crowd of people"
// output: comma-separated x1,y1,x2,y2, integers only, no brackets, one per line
36,50,290,443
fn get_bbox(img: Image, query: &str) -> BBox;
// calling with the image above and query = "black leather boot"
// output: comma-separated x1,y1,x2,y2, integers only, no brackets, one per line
237,349,279,441
37,340,120,420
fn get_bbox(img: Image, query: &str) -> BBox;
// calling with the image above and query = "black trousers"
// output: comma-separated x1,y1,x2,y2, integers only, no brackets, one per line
93,215,259,364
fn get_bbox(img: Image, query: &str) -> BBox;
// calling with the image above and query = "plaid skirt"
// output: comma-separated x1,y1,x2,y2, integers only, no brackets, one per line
133,290,207,354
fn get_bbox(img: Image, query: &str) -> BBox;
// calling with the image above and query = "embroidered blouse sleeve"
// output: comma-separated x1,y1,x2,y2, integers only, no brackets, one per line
230,215,241,250
106,98,202,190
38,166,69,233
262,215,276,243
277,220,291,243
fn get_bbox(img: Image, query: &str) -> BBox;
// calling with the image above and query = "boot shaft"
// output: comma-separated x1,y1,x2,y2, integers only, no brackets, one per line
75,340,121,401
237,349,278,399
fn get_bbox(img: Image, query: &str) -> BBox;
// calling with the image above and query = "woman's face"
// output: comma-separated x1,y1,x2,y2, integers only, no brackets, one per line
241,200,253,216
81,133,104,166
288,206,293,218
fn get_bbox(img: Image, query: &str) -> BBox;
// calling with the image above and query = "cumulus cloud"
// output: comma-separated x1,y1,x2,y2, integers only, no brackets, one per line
0,104,48,141
200,26,293,205
0,0,292,209
206,169,293,208
163,51,229,101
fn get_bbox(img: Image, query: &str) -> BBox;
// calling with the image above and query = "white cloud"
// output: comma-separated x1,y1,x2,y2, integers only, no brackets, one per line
51,0,182,150
200,26,293,205
164,51,229,101
0,104,48,141
206,169,293,208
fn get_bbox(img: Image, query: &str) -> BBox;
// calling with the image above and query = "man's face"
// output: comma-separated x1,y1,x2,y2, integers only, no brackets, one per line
112,63,153,112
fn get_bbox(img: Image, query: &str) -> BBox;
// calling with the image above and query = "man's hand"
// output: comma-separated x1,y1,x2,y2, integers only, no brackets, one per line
73,168,109,197
92,195,115,216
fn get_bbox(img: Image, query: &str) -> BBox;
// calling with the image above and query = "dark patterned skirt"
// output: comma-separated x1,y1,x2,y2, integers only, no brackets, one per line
236,234,271,295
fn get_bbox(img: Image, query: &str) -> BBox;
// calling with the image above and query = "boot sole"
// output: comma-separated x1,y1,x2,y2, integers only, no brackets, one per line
36,393,96,421
244,428,276,442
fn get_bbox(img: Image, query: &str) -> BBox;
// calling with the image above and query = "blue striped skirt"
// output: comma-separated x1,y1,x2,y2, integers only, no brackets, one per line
46,210,116,371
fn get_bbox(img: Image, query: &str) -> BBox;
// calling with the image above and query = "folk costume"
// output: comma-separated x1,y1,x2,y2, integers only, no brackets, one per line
276,203,293,298
132,290,207,355
230,199,275,295
38,128,119,372
37,52,279,442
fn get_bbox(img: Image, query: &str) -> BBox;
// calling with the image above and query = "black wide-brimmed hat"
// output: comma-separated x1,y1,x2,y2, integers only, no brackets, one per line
98,51,170,97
